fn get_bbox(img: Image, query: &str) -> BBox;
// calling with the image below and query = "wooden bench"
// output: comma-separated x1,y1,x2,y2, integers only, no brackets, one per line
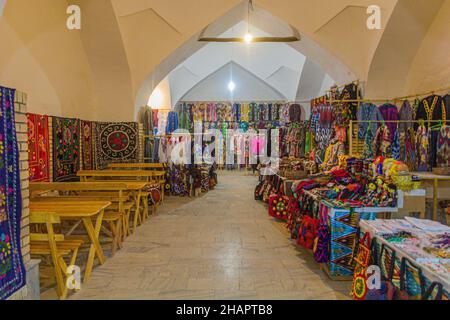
30,211,84,299
30,201,111,283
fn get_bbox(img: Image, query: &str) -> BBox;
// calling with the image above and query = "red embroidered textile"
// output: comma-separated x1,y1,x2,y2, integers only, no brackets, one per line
27,113,50,182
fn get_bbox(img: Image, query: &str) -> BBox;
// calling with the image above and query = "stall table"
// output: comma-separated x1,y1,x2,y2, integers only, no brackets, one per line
411,172,450,221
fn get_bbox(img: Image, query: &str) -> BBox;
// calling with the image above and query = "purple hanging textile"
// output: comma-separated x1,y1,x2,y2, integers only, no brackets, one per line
378,103,399,141
0,86,26,300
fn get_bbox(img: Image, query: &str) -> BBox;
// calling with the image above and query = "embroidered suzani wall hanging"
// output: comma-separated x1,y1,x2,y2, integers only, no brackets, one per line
52,117,80,182
95,122,139,169
27,113,50,182
81,120,95,170
0,86,26,300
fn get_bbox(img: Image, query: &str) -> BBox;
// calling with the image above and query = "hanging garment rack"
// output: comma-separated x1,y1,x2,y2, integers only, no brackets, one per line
177,100,288,105
322,85,450,104
348,119,447,156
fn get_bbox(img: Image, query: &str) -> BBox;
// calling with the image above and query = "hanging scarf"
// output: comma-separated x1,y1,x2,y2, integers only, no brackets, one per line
363,125,375,159
391,128,400,160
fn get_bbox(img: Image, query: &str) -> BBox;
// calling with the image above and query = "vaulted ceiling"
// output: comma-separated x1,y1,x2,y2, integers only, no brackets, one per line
0,0,449,121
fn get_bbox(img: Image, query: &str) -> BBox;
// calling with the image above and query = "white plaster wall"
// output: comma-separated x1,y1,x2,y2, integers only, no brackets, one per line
181,62,285,102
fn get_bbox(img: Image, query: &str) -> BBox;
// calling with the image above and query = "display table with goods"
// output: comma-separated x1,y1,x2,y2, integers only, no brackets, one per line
352,218,449,300
255,155,430,281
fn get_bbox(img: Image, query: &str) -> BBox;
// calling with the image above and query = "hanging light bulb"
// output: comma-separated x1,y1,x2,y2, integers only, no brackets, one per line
244,32,253,43
228,81,236,92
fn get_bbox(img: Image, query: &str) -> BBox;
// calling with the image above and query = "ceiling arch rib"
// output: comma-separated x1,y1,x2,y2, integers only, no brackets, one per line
365,0,445,98
135,2,355,115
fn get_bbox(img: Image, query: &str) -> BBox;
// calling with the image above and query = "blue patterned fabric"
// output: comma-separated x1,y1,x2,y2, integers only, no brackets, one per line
392,128,401,160
0,87,25,300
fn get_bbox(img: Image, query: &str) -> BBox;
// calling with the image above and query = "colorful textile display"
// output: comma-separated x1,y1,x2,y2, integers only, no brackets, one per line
27,113,50,182
81,120,95,170
0,86,26,300
52,117,80,182
95,122,139,169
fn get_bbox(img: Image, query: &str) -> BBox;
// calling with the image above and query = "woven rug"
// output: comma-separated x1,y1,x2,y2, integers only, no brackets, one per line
0,87,25,300
27,113,50,182
52,117,80,182
81,120,95,170
95,122,139,169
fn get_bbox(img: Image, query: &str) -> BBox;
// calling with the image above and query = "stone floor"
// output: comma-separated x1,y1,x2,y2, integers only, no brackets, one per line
42,171,350,300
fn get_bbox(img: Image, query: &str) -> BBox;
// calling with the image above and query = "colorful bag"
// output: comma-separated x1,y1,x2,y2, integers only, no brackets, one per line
397,257,424,300
313,204,330,263
351,232,371,300
268,194,289,220
297,215,319,250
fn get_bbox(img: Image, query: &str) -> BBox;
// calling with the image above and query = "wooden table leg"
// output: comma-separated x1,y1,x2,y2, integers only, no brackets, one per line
133,191,142,233
83,211,105,282
433,179,438,221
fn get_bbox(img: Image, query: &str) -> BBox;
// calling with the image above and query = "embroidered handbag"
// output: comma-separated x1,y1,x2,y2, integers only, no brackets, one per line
351,232,371,300
297,215,319,250
268,194,289,220
313,204,330,263
396,257,424,300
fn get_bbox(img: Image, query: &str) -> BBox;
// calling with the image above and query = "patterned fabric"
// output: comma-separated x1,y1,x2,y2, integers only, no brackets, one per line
379,103,399,141
399,100,413,133
95,122,139,169
391,128,400,160
0,86,25,300
27,113,50,182
416,125,429,172
81,121,95,170
52,117,80,182
437,125,450,167
362,125,375,159
313,203,330,263
357,103,383,139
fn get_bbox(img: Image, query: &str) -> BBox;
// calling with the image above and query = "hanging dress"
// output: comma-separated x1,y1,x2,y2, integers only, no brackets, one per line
416,125,429,172
436,125,450,167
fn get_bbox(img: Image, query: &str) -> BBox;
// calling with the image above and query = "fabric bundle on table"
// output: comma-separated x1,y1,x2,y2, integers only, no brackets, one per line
52,117,80,182
0,86,26,299
27,113,50,182
95,122,139,169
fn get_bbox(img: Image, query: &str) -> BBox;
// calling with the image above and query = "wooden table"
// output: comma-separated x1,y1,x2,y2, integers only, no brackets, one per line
108,163,167,170
31,181,149,234
29,200,111,282
411,172,450,221
77,170,166,182
77,170,166,204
